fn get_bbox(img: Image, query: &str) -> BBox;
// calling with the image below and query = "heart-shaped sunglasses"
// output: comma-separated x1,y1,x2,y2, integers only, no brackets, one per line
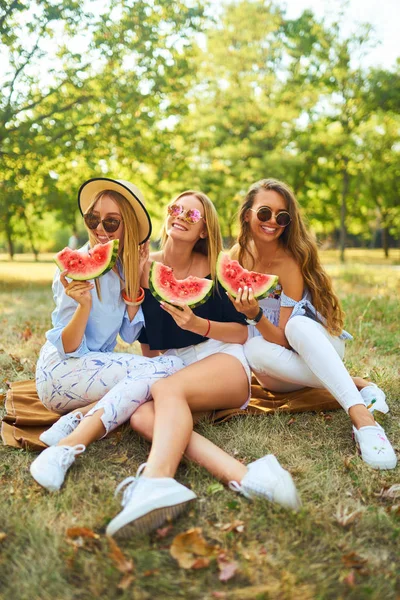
167,203,205,225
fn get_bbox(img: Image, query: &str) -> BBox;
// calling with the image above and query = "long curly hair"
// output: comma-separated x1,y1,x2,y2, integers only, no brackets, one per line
236,178,344,335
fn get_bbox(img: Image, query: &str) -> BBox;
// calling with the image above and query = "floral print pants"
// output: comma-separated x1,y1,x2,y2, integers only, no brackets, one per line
36,341,184,434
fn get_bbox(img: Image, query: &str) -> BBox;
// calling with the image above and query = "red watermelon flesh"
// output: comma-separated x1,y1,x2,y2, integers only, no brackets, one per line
216,252,278,299
54,239,119,280
149,261,213,308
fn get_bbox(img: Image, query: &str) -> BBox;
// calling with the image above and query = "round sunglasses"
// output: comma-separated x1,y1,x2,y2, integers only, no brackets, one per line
83,213,122,233
249,206,291,227
167,203,205,225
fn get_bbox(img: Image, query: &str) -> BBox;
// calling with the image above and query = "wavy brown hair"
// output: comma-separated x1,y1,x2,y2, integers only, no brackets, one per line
160,190,222,281
236,178,344,335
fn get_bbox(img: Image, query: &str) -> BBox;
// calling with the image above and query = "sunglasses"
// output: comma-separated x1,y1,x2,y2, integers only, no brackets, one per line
83,213,122,234
167,203,205,225
249,206,291,227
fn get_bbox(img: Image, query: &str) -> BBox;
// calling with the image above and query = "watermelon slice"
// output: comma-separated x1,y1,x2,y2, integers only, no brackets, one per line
149,261,213,308
54,239,119,281
216,252,278,299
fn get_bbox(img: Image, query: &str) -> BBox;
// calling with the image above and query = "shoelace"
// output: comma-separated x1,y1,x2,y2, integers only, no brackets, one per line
114,463,147,507
58,411,83,435
228,481,242,493
59,444,86,468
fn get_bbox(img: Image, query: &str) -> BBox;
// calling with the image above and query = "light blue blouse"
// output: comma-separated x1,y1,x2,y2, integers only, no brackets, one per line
45,249,144,359
247,284,353,341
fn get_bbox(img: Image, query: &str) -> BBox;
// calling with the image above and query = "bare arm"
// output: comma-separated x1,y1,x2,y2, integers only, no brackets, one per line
160,302,248,344
59,271,94,353
229,260,304,349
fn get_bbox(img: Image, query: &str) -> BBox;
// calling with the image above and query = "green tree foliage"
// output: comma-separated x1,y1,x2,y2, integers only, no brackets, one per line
0,0,399,258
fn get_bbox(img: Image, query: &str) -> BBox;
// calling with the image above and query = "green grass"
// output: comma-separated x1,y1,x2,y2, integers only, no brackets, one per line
0,250,399,600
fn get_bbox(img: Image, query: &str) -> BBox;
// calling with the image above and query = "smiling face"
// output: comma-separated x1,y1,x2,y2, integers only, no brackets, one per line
246,189,288,244
88,193,124,246
165,194,207,244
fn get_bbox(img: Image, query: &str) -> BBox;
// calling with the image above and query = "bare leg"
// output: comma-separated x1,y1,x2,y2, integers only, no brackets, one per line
142,354,249,479
131,402,247,484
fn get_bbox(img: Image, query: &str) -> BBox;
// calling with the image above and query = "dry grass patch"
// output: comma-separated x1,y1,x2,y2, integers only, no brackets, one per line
1,252,399,600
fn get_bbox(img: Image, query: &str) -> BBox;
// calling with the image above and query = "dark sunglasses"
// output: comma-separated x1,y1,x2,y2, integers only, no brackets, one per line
249,206,291,227
83,213,122,233
167,203,205,224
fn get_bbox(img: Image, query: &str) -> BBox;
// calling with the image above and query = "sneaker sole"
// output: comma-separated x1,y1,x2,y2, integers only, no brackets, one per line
108,498,195,538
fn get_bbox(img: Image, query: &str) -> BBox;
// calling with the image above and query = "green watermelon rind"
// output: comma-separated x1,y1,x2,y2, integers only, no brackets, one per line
216,252,278,299
149,261,214,309
54,239,119,281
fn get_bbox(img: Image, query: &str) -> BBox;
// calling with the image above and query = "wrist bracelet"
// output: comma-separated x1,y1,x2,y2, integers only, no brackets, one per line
121,287,145,306
204,318,211,337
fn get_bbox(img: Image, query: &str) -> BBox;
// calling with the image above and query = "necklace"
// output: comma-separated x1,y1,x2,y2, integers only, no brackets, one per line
162,252,194,279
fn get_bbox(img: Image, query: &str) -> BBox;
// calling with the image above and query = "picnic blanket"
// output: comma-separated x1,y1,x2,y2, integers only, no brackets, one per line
1,379,340,451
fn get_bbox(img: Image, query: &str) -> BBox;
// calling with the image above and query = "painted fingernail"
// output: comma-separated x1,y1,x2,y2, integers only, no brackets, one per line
249,287,252,292
238,288,242,293
244,286,247,290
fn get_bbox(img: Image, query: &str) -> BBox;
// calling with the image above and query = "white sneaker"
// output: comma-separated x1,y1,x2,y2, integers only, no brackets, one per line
360,384,389,414
229,455,302,511
39,411,84,446
353,424,397,469
30,444,86,491
106,464,197,537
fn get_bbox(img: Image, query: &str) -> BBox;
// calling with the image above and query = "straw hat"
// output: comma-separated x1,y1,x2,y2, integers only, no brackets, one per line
78,177,152,244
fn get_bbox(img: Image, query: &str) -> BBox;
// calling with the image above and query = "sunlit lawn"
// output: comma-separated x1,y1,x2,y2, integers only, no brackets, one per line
0,250,399,600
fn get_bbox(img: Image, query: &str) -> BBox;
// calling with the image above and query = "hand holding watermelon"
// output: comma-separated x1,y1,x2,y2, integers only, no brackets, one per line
160,300,203,333
227,285,260,320
60,271,94,307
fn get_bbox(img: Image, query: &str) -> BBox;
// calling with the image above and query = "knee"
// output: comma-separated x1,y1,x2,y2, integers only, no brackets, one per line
244,337,279,372
284,316,310,344
130,404,154,437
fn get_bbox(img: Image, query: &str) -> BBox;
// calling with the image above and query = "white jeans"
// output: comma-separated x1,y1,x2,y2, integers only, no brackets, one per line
244,316,364,413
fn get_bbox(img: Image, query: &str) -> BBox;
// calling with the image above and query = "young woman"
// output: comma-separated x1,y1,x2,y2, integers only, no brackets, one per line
229,178,396,471
105,190,301,538
30,178,183,491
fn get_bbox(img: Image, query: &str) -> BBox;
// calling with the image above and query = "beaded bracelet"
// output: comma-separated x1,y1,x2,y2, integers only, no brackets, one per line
121,287,145,306
204,318,211,337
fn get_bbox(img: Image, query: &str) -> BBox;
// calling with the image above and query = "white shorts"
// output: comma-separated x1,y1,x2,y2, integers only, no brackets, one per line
163,338,251,409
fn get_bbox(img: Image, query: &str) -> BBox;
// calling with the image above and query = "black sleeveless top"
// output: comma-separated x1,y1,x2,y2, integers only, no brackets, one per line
138,276,246,351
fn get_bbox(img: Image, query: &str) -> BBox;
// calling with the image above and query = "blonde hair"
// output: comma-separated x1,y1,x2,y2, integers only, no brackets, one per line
236,179,345,335
160,190,222,281
85,190,140,300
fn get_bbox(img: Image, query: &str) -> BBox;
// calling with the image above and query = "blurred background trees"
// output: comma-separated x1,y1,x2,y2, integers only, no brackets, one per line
1,0,399,259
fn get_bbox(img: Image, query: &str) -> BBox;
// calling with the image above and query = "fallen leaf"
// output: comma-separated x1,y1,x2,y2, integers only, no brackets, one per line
0,532,7,542
21,326,32,341
218,554,238,582
143,569,159,577
343,456,354,470
156,525,173,538
335,505,363,528
66,527,99,539
207,482,224,495
379,484,400,499
287,418,296,426
117,573,134,591
341,552,368,569
170,527,219,569
220,520,245,533
108,537,134,575
212,593,226,599
110,452,129,464
385,504,400,516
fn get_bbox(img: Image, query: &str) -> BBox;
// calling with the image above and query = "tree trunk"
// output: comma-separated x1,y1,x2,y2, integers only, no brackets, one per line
382,225,389,258
5,222,14,259
339,163,349,263
23,213,39,261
